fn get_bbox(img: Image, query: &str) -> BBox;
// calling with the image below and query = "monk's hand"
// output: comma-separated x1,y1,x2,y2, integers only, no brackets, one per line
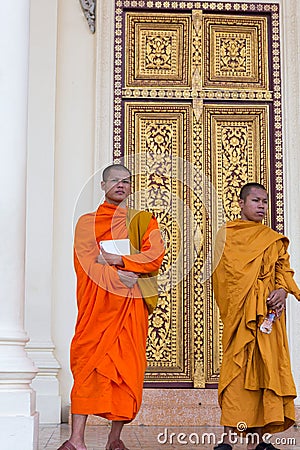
117,270,139,288
267,288,286,318
97,248,124,266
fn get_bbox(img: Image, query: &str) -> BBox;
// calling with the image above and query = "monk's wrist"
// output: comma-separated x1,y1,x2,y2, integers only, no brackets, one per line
277,287,287,297
116,256,125,267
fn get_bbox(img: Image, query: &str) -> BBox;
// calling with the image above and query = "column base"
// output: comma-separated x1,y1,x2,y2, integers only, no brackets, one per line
0,412,39,450
27,344,61,424
35,393,61,424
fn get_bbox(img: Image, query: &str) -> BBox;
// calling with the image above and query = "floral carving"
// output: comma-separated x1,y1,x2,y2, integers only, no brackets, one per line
221,126,249,219
219,38,247,73
145,123,173,153
145,35,172,70
79,0,96,33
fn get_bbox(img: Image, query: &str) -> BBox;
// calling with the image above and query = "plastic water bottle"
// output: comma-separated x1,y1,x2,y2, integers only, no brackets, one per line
260,309,276,334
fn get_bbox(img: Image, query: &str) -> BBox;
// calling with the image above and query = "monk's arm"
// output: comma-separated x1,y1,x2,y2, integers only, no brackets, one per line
96,247,142,289
97,249,124,267
117,270,139,288
273,240,300,301
74,215,127,290
121,217,165,273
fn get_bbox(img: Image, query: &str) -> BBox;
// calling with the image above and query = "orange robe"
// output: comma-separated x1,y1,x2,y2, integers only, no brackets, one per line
213,220,300,434
70,201,164,420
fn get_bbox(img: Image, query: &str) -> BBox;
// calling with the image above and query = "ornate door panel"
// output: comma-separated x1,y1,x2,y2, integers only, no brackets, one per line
124,103,193,383
112,1,283,386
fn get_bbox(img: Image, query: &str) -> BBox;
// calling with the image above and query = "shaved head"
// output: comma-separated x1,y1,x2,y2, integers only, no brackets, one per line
239,182,267,201
102,164,131,182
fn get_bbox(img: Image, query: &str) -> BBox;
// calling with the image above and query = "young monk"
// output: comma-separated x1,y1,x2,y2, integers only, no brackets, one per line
58,164,165,450
213,182,300,450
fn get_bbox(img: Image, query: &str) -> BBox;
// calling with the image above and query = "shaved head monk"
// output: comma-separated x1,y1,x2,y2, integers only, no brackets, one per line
213,182,300,450
58,164,165,450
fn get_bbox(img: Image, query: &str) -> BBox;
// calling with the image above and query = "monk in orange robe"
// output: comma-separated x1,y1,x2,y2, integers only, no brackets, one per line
213,183,300,450
58,164,164,450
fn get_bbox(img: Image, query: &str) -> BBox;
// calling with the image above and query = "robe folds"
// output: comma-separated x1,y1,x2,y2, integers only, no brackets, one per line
213,220,300,434
71,201,164,420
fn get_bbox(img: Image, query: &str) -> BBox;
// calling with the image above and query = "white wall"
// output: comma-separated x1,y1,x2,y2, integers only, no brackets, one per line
51,0,97,422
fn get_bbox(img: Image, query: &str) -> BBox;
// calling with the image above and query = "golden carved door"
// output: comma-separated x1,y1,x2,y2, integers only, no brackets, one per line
112,1,283,387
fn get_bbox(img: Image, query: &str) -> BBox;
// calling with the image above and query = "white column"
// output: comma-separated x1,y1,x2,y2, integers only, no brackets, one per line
0,2,39,449
25,0,61,424
282,0,300,407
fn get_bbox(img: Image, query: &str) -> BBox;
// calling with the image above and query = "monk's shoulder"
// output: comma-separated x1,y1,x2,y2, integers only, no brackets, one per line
259,223,288,242
75,212,96,233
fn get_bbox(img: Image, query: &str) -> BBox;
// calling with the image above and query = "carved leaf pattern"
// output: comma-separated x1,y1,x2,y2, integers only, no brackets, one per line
221,125,249,219
145,36,172,70
125,12,190,86
219,38,247,72
145,123,173,154
191,112,205,386
142,124,181,363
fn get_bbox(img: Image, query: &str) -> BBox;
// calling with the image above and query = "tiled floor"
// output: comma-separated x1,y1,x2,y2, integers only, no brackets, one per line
40,424,300,450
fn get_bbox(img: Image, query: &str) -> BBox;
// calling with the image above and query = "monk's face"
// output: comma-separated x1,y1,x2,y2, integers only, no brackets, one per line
101,168,131,206
238,187,268,222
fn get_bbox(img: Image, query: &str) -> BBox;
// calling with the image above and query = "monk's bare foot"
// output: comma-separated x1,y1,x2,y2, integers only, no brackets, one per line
57,439,87,450
73,444,87,450
66,439,87,450
105,438,128,450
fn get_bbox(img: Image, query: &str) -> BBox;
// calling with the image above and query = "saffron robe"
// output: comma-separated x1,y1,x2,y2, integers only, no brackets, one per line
213,220,300,434
70,201,164,420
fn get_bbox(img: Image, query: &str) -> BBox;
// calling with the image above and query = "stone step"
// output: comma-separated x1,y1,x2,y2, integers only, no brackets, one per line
87,389,300,427
88,389,219,426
